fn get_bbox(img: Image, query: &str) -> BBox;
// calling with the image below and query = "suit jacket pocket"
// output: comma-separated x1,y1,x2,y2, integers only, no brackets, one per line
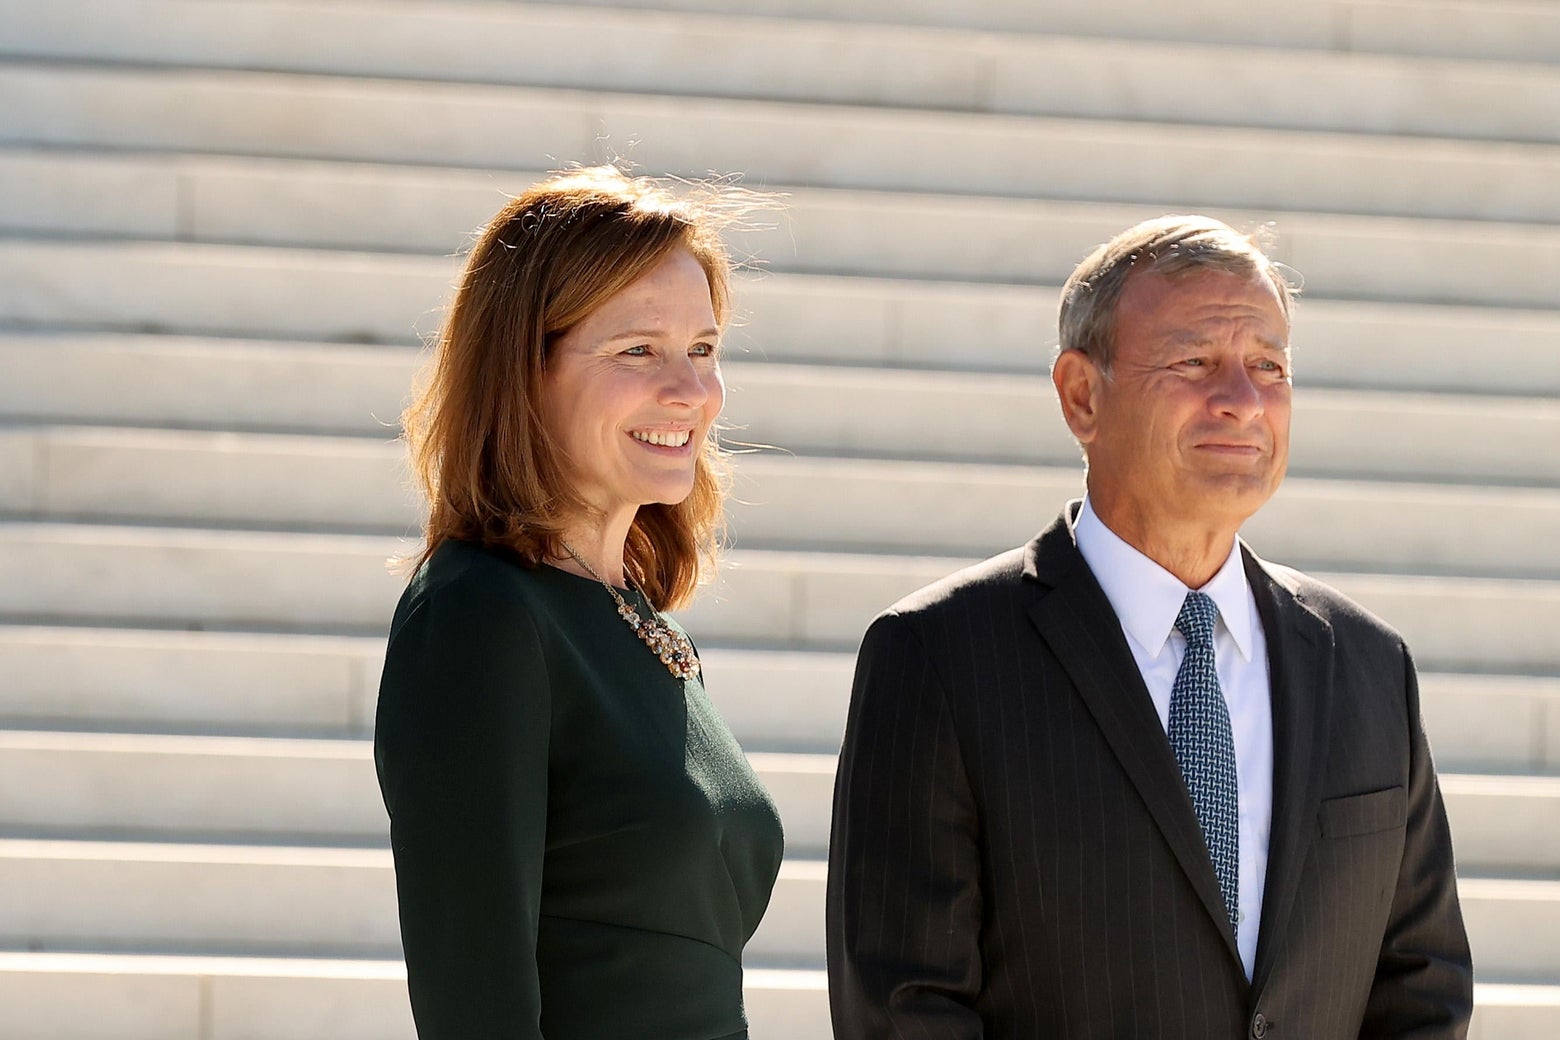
1318,786,1407,838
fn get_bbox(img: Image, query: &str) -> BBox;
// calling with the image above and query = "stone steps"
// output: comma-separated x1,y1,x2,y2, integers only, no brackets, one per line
0,726,1553,871
5,0,1560,141
0,625,383,736
3,522,1559,672
434,0,1560,62
8,64,1560,223
4,423,1559,575
6,253,1560,396
11,146,1560,310
4,951,1539,1040
0,729,835,855
4,334,1559,485
728,458,1560,574
722,369,1560,486
2,949,420,1040
0,623,855,753
1461,877,1560,980
0,950,828,1040
4,624,1556,772
0,834,1552,980
1469,983,1560,1040
4,0,1555,1029
0,836,827,963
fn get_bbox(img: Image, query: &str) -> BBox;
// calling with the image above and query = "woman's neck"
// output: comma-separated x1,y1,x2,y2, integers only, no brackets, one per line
554,508,635,587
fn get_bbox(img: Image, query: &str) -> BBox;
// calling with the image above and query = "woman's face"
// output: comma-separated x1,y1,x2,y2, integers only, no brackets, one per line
544,247,724,525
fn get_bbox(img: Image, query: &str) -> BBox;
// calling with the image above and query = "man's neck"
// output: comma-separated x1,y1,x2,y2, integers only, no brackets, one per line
1084,497,1240,590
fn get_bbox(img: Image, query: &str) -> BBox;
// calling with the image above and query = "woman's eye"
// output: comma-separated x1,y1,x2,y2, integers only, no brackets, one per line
622,345,651,357
691,342,718,358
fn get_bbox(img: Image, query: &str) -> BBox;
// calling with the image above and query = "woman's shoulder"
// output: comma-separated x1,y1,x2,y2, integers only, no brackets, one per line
392,539,548,635
377,540,555,756
419,537,528,590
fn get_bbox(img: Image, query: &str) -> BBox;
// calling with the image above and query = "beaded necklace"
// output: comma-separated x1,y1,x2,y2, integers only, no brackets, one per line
560,542,700,680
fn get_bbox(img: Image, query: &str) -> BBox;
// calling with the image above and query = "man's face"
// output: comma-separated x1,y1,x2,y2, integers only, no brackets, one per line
1074,267,1292,538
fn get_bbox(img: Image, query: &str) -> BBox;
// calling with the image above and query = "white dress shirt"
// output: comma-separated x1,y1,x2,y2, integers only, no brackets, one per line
1074,497,1273,980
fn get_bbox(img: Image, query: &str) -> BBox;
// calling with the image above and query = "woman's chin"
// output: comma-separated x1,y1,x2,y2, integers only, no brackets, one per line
628,477,699,510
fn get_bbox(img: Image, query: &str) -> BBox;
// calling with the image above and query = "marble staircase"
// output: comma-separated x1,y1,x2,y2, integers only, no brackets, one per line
3,0,1559,1036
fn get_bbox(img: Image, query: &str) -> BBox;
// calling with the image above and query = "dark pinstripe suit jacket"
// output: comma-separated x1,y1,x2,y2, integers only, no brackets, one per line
827,504,1472,1039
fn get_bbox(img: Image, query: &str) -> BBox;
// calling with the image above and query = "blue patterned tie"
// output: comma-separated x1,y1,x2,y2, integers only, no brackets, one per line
1169,591,1239,935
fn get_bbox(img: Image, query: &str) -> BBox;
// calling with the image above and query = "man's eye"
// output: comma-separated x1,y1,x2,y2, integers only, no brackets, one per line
1180,357,1205,367
622,345,651,357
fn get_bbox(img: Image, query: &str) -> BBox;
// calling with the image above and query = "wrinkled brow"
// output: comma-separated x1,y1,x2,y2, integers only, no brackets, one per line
602,326,721,343
1161,329,1289,353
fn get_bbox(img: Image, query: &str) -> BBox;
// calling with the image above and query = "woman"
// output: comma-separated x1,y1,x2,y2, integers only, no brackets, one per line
375,167,784,1040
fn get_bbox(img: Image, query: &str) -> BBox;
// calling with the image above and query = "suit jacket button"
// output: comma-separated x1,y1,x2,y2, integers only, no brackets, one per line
1251,1013,1269,1039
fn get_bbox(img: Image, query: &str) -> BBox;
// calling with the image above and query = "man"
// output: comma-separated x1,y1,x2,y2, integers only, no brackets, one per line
826,216,1472,1039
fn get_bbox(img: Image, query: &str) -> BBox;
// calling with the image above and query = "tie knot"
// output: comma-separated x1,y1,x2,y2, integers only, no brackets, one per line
1176,591,1219,648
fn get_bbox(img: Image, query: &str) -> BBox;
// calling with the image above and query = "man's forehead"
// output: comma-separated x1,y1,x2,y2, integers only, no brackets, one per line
1148,330,1291,364
1161,323,1289,346
1122,270,1287,324
1125,264,1281,300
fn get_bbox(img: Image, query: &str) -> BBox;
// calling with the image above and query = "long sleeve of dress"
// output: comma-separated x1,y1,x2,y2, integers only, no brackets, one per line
375,569,552,1040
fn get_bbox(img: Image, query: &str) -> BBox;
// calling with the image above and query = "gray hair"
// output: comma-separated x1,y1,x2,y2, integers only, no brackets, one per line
1057,215,1298,374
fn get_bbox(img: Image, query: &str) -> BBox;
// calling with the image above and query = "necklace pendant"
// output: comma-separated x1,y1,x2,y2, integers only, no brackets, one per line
560,541,702,682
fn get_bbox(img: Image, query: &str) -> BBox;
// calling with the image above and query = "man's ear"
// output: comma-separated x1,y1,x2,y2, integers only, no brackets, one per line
1052,349,1103,446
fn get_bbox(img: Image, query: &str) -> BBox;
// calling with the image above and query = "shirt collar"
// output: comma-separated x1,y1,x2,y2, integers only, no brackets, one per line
1074,496,1256,662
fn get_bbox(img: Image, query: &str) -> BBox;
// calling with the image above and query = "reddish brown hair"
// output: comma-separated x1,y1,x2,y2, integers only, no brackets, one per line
402,166,748,610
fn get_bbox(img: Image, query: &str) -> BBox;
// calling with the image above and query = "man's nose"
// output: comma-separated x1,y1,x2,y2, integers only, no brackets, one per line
1210,363,1264,421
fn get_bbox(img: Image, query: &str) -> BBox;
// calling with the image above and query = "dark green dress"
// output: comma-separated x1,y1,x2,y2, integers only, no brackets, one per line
375,539,785,1040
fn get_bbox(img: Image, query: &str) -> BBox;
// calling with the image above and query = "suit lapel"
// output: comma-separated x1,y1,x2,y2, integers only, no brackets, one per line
1024,506,1242,967
1246,550,1335,993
